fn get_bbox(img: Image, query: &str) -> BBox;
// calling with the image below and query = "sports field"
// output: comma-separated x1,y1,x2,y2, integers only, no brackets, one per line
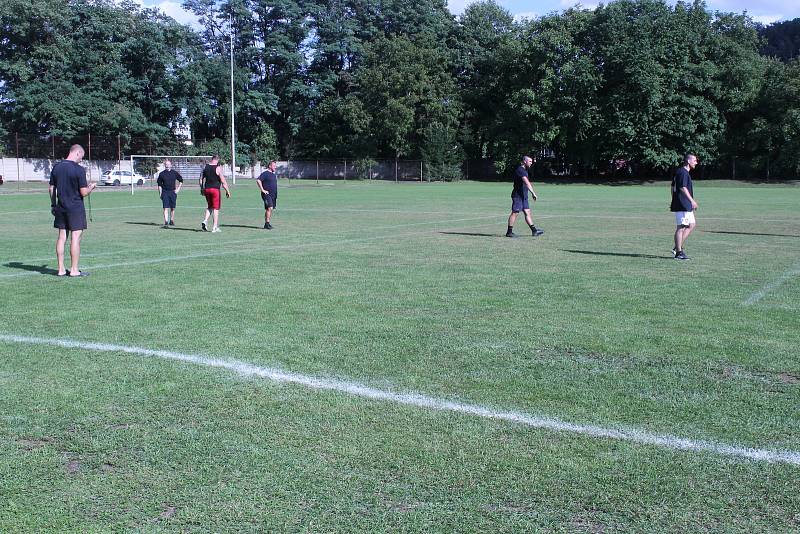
1,180,799,531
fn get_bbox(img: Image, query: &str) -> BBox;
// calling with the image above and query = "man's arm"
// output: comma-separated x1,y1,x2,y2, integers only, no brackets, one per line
157,173,163,196
680,186,698,209
199,171,205,193
218,167,231,197
256,177,268,195
79,182,96,197
49,184,57,213
523,176,538,200
175,173,183,193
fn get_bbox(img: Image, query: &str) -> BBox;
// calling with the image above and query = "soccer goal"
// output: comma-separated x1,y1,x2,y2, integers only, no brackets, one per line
128,155,212,194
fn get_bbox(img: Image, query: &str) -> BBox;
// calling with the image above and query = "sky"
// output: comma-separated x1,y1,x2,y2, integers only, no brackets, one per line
139,0,800,28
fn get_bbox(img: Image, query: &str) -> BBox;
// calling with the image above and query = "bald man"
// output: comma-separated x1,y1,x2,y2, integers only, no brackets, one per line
49,144,96,276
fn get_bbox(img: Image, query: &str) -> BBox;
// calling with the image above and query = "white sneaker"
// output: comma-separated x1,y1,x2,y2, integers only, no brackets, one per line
211,227,221,233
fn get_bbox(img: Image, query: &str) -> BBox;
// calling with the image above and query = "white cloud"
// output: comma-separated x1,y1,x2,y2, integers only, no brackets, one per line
750,14,784,25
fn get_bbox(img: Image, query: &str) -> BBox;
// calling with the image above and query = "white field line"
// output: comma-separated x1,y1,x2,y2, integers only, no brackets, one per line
1,333,798,466
743,264,800,305
0,215,504,280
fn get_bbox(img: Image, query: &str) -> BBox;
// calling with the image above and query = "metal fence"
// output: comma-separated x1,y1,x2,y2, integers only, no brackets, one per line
0,133,508,183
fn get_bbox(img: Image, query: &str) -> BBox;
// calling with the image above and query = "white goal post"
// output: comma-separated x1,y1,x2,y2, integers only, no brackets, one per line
128,155,212,195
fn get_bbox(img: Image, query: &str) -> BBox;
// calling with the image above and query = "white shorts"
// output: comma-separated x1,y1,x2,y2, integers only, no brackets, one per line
674,211,696,226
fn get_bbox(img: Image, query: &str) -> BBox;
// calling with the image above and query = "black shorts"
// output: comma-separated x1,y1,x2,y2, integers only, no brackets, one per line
262,194,276,209
161,190,177,209
53,207,87,231
511,194,529,213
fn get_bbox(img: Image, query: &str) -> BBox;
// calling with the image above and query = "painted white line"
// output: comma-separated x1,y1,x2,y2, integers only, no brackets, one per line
744,264,800,305
1,333,798,466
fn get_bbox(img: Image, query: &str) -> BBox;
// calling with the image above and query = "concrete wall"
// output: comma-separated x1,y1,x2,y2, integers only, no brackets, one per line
0,158,134,182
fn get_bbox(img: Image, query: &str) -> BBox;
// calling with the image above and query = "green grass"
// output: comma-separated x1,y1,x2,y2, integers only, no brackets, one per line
1,180,799,531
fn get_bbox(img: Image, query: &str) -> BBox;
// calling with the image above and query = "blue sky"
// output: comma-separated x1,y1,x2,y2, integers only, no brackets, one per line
140,0,800,27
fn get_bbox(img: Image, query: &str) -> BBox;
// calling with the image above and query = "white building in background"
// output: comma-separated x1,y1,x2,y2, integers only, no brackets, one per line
171,109,192,145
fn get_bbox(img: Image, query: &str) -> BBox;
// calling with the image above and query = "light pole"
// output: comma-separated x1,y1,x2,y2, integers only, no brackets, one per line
229,13,236,185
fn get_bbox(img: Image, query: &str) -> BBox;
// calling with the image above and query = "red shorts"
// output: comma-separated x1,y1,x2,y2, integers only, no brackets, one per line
204,188,221,210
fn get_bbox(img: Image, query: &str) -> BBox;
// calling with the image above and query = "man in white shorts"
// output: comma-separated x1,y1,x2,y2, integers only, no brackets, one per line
670,153,699,260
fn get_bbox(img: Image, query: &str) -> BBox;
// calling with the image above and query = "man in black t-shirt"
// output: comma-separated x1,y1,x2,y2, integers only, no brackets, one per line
506,155,544,238
670,153,699,260
157,159,183,227
49,144,96,276
256,160,278,229
199,155,231,233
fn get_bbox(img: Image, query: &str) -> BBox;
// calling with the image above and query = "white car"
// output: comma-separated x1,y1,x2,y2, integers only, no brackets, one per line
101,169,146,186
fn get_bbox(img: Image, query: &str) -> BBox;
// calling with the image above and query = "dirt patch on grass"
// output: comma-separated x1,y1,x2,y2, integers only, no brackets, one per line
66,459,81,474
159,506,177,520
778,372,800,385
570,515,608,533
18,436,54,450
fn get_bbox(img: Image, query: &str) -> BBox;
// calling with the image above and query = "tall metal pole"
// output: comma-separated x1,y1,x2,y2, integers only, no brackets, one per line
229,13,236,185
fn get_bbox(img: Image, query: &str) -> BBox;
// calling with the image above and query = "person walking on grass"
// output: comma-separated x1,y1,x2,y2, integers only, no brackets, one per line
157,159,183,228
506,155,544,238
49,144,96,277
200,155,231,233
671,153,699,260
257,160,278,229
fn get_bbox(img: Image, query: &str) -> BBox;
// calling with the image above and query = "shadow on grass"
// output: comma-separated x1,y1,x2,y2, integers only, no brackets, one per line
220,224,264,230
4,262,59,275
439,231,503,238
561,249,671,260
125,222,202,232
703,230,800,238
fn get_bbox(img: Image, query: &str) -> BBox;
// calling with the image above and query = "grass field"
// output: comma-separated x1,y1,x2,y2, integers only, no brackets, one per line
1,180,799,531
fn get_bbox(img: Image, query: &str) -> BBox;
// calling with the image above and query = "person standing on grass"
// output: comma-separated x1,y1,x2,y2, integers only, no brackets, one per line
157,159,183,228
256,160,278,229
199,155,231,233
506,155,544,238
671,153,699,260
49,144,96,277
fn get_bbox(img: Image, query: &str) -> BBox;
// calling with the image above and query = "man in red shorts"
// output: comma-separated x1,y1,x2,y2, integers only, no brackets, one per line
199,155,231,232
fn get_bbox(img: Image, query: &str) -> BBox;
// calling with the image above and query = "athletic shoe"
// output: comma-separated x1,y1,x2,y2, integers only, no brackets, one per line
264,223,269,229
675,251,690,260
201,221,208,231
162,224,169,229
531,228,544,236
265,222,273,230
505,231,517,238
211,227,221,233
169,220,175,226
671,247,677,258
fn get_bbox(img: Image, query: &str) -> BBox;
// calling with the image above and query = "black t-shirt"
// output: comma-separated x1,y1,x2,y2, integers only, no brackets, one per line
258,170,278,198
513,165,528,197
671,167,694,212
157,169,183,191
202,164,221,190
49,160,87,210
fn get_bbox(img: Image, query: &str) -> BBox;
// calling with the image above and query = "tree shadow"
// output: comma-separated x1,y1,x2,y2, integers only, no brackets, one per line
703,230,800,238
561,249,671,260
4,262,59,275
125,222,202,232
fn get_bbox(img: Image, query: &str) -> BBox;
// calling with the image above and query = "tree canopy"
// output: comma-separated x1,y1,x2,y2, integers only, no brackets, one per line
1,0,798,179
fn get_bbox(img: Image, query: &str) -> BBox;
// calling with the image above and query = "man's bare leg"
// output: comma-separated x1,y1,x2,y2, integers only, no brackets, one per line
212,209,219,229
163,208,170,224
69,230,83,275
56,229,68,275
169,208,175,224
523,208,533,226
